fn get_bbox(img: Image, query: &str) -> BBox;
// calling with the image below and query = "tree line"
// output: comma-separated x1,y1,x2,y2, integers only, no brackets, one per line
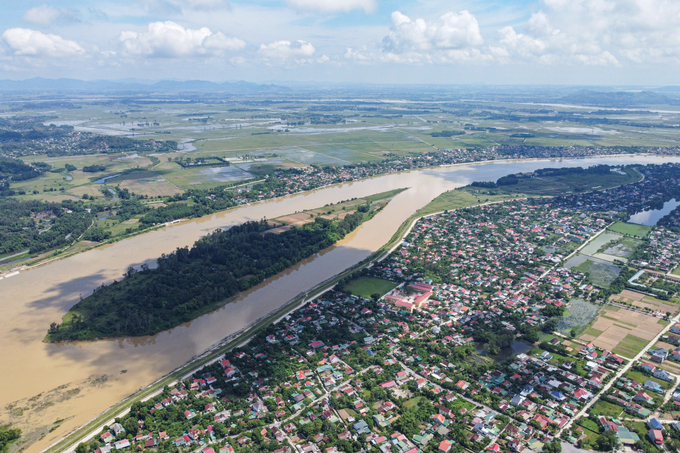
47,209,372,341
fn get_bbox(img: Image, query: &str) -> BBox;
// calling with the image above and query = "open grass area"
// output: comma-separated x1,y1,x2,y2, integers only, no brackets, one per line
415,188,520,218
343,277,398,299
403,397,422,410
613,334,652,358
608,221,653,238
626,370,671,389
624,421,649,438
590,400,624,418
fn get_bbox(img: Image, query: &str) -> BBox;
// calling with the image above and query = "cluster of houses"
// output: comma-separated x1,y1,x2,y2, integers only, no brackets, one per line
378,201,604,325
85,166,680,453
631,228,680,273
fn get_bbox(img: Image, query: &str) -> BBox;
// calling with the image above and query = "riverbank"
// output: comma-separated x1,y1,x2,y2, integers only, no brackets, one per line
0,152,663,280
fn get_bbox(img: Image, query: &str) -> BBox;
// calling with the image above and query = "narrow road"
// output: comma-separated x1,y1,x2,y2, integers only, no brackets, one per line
393,354,506,445
558,311,680,435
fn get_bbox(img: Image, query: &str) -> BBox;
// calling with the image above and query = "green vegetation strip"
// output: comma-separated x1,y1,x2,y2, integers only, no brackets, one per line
600,315,636,327
581,327,604,337
613,334,653,358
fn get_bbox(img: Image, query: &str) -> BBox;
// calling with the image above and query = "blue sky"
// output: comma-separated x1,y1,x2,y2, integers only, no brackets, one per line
0,0,678,85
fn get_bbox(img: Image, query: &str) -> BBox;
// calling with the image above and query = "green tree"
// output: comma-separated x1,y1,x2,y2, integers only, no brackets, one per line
596,430,619,451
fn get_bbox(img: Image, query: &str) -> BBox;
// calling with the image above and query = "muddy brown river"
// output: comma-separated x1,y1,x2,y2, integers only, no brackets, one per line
1,155,677,452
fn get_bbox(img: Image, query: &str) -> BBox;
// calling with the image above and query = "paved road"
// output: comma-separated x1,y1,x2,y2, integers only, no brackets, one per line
558,311,680,435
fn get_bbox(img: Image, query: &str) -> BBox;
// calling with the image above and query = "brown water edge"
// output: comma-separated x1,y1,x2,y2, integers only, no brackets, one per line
1,155,677,453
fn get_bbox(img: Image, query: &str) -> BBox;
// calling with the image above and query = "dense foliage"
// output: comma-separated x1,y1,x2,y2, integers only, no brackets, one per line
138,176,284,225
83,165,106,172
0,198,93,255
0,156,46,182
430,130,465,137
473,165,614,188
47,209,372,340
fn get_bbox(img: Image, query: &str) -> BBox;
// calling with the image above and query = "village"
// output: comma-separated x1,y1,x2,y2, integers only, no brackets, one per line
80,164,680,453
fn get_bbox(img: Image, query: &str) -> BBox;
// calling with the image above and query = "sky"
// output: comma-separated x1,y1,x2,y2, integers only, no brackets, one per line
0,0,679,85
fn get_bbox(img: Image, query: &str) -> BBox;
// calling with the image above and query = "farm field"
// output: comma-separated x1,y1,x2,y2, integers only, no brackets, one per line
7,94,679,208
571,257,622,288
610,289,680,312
579,305,667,358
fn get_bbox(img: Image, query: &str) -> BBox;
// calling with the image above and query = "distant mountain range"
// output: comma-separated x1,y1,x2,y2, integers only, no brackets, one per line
0,78,288,93
560,90,679,107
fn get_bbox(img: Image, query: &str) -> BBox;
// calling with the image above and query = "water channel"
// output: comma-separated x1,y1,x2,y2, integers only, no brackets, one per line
1,155,678,452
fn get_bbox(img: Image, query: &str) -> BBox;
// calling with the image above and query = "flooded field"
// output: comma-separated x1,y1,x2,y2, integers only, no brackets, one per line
566,255,622,288
198,166,254,183
580,232,622,256
558,298,601,333
1,155,679,453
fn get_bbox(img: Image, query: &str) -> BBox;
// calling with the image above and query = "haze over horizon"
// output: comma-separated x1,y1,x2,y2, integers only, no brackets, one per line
1,0,679,86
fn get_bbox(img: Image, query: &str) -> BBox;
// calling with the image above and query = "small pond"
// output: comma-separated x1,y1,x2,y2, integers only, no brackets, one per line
475,340,532,363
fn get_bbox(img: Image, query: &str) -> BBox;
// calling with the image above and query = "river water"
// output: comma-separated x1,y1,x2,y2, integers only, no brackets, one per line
1,155,677,452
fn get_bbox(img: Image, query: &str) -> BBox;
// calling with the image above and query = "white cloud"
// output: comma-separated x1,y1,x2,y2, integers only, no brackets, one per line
383,11,484,53
23,5,81,27
375,10,487,63
344,46,373,62
287,0,377,14
119,21,245,58
492,0,680,66
2,28,86,57
258,40,316,61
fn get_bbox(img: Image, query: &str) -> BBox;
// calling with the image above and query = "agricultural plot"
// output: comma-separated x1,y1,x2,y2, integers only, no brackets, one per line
569,256,622,288
580,232,622,256
608,221,653,238
610,290,680,313
579,305,665,358
595,236,643,262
